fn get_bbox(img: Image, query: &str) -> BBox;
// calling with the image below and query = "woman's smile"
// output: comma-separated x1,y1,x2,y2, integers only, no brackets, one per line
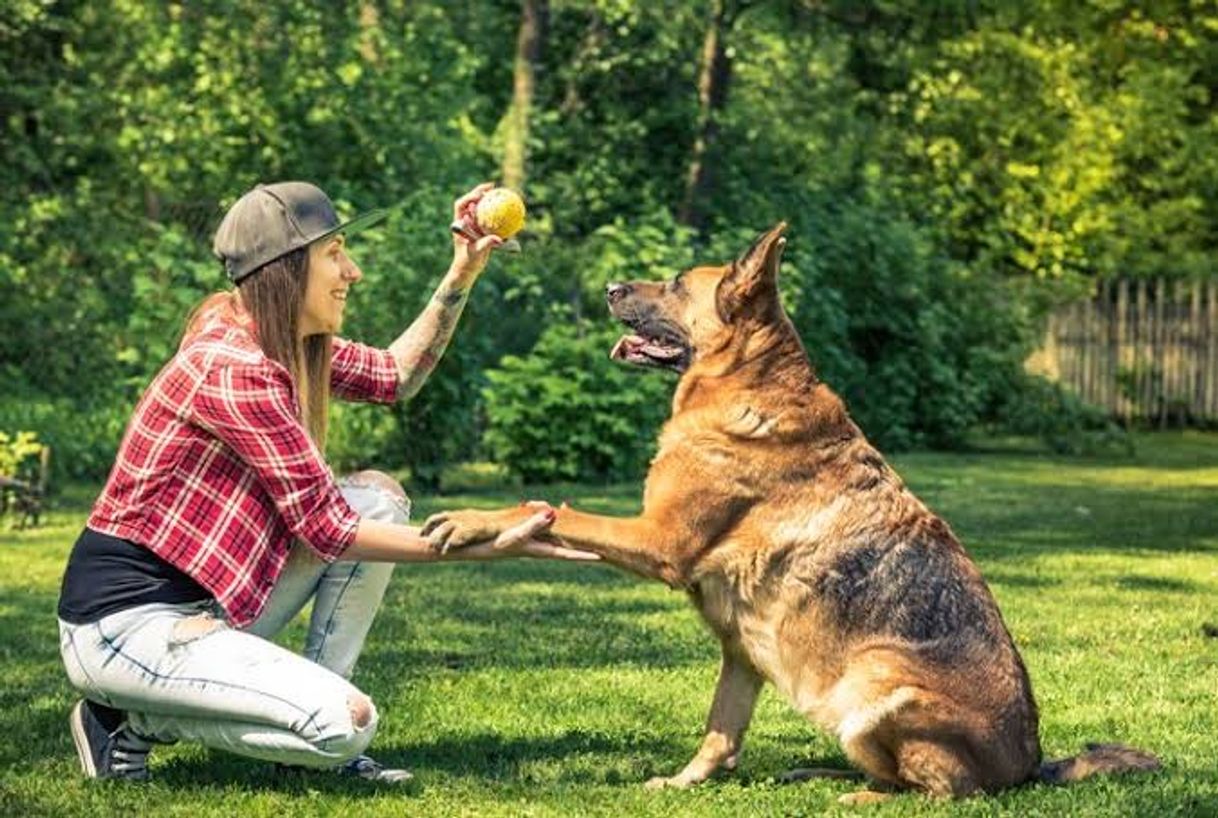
302,236,362,336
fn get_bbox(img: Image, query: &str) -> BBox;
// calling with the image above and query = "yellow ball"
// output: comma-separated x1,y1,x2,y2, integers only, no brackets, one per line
475,188,527,239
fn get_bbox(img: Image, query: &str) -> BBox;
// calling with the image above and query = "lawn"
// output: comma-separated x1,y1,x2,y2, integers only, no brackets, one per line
2,433,1217,817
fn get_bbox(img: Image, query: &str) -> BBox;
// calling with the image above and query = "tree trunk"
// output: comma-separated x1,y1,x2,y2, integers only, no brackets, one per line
502,0,548,191
678,0,735,235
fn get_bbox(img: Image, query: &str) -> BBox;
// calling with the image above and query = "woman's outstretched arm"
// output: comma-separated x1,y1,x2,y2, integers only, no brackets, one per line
341,505,599,565
388,183,503,400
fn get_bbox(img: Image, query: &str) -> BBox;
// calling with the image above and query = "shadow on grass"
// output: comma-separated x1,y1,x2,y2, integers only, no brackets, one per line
978,569,1063,589
393,729,679,782
983,570,1200,594
924,481,1218,560
1114,575,1199,593
902,430,1218,473
152,729,683,791
365,586,710,672
364,557,715,672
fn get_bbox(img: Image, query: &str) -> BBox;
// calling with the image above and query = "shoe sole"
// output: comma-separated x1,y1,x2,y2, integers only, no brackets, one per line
377,770,414,784
69,701,99,778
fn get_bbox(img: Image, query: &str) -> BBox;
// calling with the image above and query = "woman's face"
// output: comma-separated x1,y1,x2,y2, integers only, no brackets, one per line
301,235,362,336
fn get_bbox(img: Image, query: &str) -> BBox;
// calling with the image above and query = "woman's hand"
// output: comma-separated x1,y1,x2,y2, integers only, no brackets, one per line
437,502,600,563
448,183,504,286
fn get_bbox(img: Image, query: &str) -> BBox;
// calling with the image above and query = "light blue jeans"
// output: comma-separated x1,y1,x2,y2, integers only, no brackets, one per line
58,475,408,768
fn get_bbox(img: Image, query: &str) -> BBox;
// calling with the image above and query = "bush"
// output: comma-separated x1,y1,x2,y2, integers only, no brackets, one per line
0,399,130,483
0,430,44,480
758,196,1034,452
326,401,402,475
992,374,1132,455
438,461,522,494
482,323,675,484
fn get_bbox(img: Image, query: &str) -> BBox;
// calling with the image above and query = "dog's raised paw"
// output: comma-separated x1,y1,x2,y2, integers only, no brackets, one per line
420,513,456,553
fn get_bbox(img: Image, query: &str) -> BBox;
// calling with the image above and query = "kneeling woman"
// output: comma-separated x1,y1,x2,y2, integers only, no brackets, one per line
57,182,593,783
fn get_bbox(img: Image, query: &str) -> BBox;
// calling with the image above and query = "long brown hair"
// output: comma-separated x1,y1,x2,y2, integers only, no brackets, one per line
183,247,333,448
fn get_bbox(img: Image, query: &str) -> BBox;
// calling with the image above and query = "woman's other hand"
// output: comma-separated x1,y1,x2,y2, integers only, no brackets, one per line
449,183,503,285
443,501,600,563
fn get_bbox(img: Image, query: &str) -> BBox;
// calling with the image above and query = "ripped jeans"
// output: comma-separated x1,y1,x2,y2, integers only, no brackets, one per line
57,475,408,768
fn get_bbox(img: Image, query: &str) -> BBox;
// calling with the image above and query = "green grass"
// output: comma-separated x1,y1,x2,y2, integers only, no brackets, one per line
3,433,1218,816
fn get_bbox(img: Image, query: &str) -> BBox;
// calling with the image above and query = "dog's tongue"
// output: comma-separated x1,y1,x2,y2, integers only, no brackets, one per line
610,334,682,362
610,334,646,360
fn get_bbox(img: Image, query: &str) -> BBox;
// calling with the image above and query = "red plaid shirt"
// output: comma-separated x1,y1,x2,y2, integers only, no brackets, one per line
88,296,400,627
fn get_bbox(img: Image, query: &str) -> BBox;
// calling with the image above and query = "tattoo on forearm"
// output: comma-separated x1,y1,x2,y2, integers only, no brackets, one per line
389,285,471,400
436,286,467,307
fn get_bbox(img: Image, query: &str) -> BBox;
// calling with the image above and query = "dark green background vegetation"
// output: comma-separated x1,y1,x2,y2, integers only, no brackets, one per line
3,1,1215,485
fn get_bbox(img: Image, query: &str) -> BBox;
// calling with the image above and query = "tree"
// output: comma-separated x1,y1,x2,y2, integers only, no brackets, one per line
501,0,548,191
678,0,751,234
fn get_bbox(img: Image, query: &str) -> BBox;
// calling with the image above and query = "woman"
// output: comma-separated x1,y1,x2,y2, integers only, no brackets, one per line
57,181,593,783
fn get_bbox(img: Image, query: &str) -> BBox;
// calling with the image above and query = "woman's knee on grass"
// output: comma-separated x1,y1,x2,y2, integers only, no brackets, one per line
348,691,376,731
299,688,380,763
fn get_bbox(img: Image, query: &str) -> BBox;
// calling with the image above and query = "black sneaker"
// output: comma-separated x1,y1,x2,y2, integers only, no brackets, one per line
69,699,154,780
339,754,413,784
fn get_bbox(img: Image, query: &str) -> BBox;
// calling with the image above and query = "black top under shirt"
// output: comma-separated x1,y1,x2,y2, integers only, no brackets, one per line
57,528,211,625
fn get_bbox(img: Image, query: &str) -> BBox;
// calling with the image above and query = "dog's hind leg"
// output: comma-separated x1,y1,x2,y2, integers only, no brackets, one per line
838,698,983,801
645,645,762,789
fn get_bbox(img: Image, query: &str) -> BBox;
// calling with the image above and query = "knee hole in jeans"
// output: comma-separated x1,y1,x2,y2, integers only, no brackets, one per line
348,692,375,730
343,470,407,502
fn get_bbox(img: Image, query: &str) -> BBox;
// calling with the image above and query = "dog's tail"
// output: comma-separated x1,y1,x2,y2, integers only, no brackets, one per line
1038,743,1160,785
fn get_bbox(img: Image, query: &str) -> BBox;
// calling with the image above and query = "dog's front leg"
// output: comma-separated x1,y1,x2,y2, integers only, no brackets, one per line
421,505,690,586
646,644,763,789
548,507,687,586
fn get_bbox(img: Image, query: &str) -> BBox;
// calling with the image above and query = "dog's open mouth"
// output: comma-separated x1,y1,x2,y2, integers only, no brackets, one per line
609,333,689,371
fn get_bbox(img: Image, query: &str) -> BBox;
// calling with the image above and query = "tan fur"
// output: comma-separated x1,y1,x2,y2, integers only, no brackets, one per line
424,224,1159,797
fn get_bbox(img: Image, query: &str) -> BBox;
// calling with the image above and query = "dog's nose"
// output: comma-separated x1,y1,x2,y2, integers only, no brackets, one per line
606,282,631,304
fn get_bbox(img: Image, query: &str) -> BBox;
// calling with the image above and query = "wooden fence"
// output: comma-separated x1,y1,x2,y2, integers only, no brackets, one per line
1028,279,1218,425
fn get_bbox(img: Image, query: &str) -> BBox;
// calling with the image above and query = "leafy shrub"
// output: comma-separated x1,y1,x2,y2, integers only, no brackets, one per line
0,431,44,480
765,196,1033,452
992,374,1132,455
482,323,675,483
0,399,130,483
438,461,522,494
326,401,401,476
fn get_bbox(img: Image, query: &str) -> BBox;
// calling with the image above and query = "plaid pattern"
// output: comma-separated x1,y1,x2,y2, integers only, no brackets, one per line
88,299,399,627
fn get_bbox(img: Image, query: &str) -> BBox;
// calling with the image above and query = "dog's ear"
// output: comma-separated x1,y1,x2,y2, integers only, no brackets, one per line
716,222,788,322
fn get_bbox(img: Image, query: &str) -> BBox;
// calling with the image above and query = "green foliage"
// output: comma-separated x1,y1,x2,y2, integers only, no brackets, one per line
0,430,43,480
683,195,1030,452
887,2,1218,285
325,401,400,476
530,2,704,237
0,399,130,483
437,461,522,495
4,0,1214,480
483,323,674,483
992,374,1132,455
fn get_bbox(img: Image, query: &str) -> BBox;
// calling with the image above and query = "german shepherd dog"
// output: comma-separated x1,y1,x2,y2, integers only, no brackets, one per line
423,224,1159,802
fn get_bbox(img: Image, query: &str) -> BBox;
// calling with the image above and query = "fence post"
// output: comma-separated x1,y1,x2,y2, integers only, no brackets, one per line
1116,279,1129,422
1191,281,1202,423
1203,282,1213,421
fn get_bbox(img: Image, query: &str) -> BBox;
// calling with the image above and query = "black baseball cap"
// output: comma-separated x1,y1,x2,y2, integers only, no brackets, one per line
213,181,389,283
